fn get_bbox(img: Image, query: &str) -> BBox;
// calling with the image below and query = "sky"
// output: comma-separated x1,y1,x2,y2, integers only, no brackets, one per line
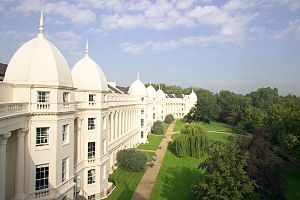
0,0,300,95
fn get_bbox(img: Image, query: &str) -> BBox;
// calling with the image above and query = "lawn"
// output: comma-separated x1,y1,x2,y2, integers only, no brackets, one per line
150,121,237,200
201,121,234,132
163,123,170,134
173,120,187,133
106,168,144,200
282,167,300,200
137,134,164,150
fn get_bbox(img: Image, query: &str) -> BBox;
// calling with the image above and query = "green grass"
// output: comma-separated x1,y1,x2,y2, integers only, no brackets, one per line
282,167,300,200
173,120,187,133
137,134,164,150
150,121,244,200
144,151,155,162
163,123,170,134
107,168,145,200
201,121,234,132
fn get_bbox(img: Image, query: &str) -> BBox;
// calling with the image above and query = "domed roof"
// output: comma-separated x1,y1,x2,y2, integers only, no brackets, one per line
146,82,157,98
128,73,147,96
4,12,73,87
72,40,108,91
157,86,166,99
190,89,197,100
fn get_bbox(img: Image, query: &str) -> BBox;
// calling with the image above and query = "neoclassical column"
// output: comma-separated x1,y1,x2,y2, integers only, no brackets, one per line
14,128,27,199
0,132,11,200
114,112,118,140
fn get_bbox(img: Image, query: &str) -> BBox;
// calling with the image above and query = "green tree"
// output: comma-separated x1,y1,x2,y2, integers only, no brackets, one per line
169,123,207,158
193,142,256,200
241,107,265,132
152,120,164,135
164,114,175,124
117,149,147,172
247,87,279,112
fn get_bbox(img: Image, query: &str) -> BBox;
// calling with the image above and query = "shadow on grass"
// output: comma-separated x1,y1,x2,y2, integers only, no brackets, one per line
160,166,204,200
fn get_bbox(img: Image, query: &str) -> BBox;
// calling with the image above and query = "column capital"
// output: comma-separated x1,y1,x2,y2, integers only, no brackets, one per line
17,127,28,137
0,132,12,145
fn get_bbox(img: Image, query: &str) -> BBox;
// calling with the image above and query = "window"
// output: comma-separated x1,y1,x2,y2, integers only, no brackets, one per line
141,119,144,127
89,94,96,105
141,131,144,138
87,169,95,184
62,124,69,145
153,113,155,120
35,164,49,190
88,142,95,159
62,157,68,182
63,92,70,103
102,165,106,180
36,127,49,146
88,118,96,130
37,91,50,103
88,194,95,200
141,109,144,114
153,107,155,110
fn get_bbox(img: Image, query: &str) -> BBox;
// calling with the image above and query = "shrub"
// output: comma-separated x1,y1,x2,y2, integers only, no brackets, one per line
108,176,116,185
152,120,164,135
164,114,175,124
169,123,207,158
116,149,147,172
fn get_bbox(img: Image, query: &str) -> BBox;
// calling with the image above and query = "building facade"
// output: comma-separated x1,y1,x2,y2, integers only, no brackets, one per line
0,14,197,200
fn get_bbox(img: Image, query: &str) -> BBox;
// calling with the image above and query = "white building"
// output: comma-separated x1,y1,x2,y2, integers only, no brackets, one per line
0,14,197,200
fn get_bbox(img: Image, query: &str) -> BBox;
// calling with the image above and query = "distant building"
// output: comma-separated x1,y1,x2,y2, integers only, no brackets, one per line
0,13,197,200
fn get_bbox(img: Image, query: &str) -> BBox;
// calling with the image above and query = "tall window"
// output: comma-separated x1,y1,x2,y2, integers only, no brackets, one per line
141,119,144,127
87,169,95,184
141,109,144,114
88,194,95,200
141,131,144,138
88,118,96,130
62,124,69,145
37,91,50,103
89,94,96,105
36,127,49,146
62,157,68,182
35,164,49,190
63,92,70,103
88,142,95,159
153,113,155,119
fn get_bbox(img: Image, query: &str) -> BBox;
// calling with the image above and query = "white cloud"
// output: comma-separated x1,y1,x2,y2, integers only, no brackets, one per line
272,19,300,40
49,31,82,52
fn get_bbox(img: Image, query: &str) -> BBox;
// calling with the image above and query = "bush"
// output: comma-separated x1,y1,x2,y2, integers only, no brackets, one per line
152,120,164,135
164,114,175,124
169,123,207,158
116,149,147,172
108,176,116,185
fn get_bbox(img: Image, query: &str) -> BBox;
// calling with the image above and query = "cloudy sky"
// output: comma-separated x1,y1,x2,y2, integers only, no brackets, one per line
0,0,300,95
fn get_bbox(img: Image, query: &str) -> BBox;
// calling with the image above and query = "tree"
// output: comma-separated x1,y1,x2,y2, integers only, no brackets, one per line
169,123,207,158
241,107,265,133
164,114,175,124
117,149,147,172
246,132,284,199
193,142,256,200
247,87,279,112
152,120,164,135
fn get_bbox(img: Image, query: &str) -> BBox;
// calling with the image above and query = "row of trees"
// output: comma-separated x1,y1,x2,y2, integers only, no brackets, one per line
185,87,300,158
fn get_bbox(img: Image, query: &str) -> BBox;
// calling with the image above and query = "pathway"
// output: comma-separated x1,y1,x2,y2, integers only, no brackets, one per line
131,123,175,200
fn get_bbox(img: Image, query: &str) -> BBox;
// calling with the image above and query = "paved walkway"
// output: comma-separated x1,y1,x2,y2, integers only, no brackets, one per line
131,123,175,200
138,149,157,153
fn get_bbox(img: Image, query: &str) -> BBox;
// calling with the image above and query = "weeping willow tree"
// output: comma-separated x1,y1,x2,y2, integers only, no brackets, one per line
169,123,207,158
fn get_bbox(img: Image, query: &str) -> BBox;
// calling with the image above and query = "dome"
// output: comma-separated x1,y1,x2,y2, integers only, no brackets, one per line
146,82,157,98
190,89,197,100
128,74,147,96
157,87,166,99
72,40,108,91
4,13,73,87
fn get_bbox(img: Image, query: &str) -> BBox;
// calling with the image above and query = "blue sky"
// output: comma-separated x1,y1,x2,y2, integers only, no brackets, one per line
0,0,300,95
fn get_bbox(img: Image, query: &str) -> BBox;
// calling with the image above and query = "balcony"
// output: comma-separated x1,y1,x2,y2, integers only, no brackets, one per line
0,102,29,119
